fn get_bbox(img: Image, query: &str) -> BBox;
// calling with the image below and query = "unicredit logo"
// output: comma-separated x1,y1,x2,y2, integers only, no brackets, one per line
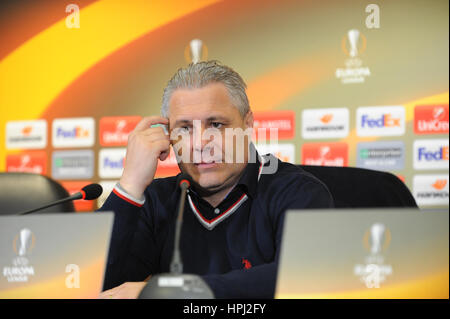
414,104,449,134
361,114,401,128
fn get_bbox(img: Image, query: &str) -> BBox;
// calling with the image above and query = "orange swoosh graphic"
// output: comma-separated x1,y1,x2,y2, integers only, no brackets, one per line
432,180,447,190
246,53,335,111
320,114,333,124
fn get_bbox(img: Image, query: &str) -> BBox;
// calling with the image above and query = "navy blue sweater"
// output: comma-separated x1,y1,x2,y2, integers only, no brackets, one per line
98,154,334,298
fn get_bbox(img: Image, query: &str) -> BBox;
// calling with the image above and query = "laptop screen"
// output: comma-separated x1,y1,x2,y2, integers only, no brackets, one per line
0,212,113,299
275,208,449,299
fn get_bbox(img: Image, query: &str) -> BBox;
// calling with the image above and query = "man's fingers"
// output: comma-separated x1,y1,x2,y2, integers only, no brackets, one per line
140,126,170,138
99,287,118,299
133,116,168,132
159,149,170,161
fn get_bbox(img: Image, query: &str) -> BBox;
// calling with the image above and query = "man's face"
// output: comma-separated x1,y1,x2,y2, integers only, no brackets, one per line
168,82,253,194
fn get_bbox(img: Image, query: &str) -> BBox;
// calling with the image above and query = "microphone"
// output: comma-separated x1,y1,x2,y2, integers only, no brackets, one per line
19,183,103,215
170,174,191,274
138,173,214,299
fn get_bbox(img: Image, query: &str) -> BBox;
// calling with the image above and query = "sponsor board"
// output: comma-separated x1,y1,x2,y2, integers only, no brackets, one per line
256,143,295,163
413,174,449,206
301,108,349,139
414,104,449,135
99,116,141,146
253,111,295,141
52,117,95,148
52,150,94,180
301,142,348,167
357,141,405,171
98,148,126,179
6,151,47,175
413,139,449,170
357,106,405,137
6,120,47,149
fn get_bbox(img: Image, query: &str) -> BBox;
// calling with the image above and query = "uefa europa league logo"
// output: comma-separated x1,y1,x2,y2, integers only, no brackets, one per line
342,29,367,58
363,223,391,256
369,223,385,255
347,29,360,58
13,228,35,256
354,223,393,288
185,39,208,64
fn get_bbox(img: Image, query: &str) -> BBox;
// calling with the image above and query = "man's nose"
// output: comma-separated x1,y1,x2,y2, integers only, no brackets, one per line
192,122,212,151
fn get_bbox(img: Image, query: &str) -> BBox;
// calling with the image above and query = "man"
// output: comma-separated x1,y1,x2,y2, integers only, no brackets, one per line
98,61,333,299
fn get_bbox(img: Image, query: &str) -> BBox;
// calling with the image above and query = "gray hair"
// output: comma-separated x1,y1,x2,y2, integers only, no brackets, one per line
161,60,250,118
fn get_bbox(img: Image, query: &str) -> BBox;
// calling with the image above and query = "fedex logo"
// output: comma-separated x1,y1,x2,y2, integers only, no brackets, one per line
56,126,90,138
99,148,126,178
414,139,449,170
103,157,124,169
52,118,94,148
361,114,401,128
357,106,405,136
418,147,449,161
414,104,449,134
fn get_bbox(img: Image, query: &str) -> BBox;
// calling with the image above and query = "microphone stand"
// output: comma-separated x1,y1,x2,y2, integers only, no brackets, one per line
19,193,82,215
138,179,214,299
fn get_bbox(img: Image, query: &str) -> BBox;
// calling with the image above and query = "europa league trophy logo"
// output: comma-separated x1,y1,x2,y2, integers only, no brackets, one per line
363,223,391,259
336,29,370,84
185,39,208,64
347,29,360,58
13,228,35,256
354,223,393,288
370,223,385,255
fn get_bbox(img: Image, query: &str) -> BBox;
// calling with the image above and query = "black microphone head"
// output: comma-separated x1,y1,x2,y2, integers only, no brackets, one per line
80,183,103,200
177,173,191,189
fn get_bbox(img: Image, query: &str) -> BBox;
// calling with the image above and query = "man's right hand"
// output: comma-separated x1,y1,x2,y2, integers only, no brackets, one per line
119,116,170,199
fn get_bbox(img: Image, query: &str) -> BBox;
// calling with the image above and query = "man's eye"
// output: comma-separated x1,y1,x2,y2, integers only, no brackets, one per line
211,122,223,129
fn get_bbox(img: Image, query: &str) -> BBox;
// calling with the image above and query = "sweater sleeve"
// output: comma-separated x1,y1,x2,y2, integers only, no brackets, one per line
202,176,334,298
97,186,158,291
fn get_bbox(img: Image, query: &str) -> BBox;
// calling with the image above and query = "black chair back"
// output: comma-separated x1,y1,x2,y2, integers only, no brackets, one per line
0,172,75,215
298,165,418,208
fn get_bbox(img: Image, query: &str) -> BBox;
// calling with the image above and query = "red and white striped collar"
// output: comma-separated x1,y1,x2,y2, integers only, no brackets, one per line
187,154,266,231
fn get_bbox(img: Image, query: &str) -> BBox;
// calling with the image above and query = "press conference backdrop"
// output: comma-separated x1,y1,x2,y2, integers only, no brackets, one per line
1,0,448,212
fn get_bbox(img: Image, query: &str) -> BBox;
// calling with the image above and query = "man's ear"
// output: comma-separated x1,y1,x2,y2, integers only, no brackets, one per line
244,110,254,129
